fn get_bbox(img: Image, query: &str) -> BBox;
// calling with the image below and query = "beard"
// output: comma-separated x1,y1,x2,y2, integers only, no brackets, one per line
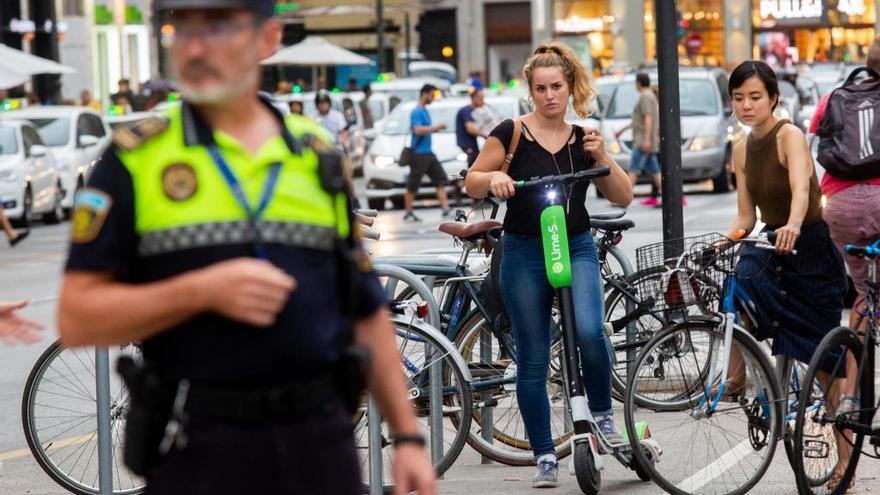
176,51,259,105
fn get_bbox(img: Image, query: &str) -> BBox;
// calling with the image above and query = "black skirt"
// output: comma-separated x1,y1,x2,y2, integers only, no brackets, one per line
735,221,847,365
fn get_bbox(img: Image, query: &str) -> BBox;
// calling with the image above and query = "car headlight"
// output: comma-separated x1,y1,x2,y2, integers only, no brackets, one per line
606,139,622,154
372,155,395,168
689,135,722,152
803,118,812,130
456,153,468,163
0,169,18,182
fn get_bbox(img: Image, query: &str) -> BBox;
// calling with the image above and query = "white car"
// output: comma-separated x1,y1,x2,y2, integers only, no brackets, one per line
0,120,64,226
13,106,111,214
363,95,523,210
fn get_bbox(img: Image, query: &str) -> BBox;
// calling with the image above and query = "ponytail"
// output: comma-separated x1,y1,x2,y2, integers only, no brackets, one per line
523,41,596,118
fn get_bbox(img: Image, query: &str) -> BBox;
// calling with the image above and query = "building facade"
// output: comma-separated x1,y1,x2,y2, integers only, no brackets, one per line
548,0,880,71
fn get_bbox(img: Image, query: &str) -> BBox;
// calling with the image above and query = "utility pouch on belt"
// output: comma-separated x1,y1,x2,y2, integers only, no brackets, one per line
117,356,172,476
335,345,372,415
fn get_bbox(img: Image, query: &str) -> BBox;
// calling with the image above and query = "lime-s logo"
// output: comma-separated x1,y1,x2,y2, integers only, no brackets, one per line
552,262,564,274
548,223,562,261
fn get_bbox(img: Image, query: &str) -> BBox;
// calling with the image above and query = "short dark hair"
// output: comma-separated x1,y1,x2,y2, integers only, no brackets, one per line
315,91,332,104
729,61,780,110
362,83,371,93
635,72,651,88
420,84,437,96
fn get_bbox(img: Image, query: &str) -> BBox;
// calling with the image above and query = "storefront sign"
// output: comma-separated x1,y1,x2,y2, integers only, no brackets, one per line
555,16,605,33
9,19,36,34
759,0,823,20
838,0,866,16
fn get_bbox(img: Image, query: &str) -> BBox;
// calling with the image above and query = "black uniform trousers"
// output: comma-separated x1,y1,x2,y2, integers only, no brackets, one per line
145,399,361,494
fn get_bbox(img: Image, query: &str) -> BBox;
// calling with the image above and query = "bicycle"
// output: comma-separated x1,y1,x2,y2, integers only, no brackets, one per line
352,301,473,493
792,239,880,495
624,231,837,495
21,340,145,495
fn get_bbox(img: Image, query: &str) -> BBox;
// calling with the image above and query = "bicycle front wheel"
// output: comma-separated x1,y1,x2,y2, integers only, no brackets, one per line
793,326,866,495
21,340,144,495
624,320,782,495
353,317,472,492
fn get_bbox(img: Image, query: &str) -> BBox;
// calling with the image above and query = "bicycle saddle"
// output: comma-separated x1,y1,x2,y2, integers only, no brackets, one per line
439,220,502,242
590,218,635,232
590,209,627,221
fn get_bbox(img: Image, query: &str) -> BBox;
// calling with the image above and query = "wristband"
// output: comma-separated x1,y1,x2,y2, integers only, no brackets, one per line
392,433,427,448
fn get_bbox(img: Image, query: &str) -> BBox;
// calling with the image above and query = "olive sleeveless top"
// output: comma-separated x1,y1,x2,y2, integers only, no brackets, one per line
745,120,823,228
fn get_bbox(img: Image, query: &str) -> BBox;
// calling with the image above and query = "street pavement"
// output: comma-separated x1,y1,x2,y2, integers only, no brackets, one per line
0,179,877,494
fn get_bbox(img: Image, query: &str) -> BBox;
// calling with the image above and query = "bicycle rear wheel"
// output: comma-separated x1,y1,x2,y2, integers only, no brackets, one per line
793,326,866,495
452,312,572,465
624,320,782,495
21,340,144,495
353,317,471,492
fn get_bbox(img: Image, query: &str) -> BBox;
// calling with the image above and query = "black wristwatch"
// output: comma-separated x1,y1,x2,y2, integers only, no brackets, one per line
392,433,427,448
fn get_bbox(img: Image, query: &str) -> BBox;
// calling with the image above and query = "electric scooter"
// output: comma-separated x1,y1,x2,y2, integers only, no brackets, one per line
491,167,662,494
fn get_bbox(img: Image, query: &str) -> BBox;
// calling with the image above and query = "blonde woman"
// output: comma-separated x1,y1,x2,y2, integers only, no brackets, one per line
466,42,632,488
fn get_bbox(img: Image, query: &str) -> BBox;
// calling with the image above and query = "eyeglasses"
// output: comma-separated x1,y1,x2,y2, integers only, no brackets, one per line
168,18,258,44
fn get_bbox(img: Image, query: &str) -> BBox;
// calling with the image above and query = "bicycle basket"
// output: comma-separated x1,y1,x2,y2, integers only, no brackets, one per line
635,233,734,311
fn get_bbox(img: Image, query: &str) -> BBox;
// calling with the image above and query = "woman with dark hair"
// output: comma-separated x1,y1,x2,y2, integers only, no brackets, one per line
724,60,850,490
466,41,632,488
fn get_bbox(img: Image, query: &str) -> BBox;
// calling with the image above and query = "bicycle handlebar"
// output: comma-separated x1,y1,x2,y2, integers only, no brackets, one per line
845,241,880,258
486,167,611,199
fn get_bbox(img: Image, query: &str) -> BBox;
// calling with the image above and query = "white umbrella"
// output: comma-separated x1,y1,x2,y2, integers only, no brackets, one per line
261,36,373,66
0,69,30,90
0,44,76,75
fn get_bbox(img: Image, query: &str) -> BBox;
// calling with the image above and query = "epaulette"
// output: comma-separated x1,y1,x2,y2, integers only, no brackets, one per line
112,116,169,151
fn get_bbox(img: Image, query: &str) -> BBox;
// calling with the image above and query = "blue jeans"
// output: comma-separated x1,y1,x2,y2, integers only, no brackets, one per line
629,148,661,176
499,232,611,458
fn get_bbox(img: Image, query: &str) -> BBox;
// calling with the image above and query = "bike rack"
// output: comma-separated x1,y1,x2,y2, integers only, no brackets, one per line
370,264,445,490
95,347,113,495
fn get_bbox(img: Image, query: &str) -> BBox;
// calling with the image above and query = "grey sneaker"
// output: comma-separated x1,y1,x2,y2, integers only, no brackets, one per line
403,211,422,223
596,414,624,447
531,458,559,488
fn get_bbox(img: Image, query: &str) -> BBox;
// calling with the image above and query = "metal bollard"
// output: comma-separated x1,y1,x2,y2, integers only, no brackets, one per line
95,348,113,495
429,342,443,472
367,397,384,494
479,327,494,464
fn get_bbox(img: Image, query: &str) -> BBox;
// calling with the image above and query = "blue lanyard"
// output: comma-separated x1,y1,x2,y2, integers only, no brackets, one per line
207,145,282,260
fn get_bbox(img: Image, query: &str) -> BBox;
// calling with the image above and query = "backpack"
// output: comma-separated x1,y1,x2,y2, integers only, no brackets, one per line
478,118,522,331
817,66,880,180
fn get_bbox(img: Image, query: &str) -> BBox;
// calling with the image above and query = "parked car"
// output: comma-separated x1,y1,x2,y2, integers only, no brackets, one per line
597,67,745,192
370,77,451,103
363,95,523,210
13,106,112,215
0,120,64,226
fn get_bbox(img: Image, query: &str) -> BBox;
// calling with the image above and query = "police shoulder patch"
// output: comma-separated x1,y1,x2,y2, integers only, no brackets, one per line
112,116,169,151
71,189,113,244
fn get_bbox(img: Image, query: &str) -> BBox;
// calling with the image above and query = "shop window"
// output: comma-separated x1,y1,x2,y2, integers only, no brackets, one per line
644,0,725,67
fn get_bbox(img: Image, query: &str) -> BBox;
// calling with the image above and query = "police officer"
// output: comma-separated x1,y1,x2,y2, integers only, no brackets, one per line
57,1,435,493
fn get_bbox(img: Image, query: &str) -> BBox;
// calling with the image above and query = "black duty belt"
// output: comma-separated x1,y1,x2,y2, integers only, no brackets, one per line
184,373,339,423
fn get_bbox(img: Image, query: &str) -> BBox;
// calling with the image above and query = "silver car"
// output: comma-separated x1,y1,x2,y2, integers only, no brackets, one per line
599,67,745,192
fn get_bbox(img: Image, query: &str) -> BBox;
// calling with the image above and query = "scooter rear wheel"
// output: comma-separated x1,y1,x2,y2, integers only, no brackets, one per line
574,441,601,495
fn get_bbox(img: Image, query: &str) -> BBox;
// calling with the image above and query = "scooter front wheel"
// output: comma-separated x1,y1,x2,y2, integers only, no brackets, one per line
574,440,601,494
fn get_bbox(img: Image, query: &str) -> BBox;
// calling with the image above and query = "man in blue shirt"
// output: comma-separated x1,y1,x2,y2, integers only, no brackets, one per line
455,87,488,167
405,84,450,222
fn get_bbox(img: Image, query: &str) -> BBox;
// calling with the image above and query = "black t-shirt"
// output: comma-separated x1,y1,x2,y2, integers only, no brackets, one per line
489,119,594,236
65,104,386,387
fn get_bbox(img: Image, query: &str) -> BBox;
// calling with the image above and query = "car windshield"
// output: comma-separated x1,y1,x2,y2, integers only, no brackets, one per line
0,127,17,155
606,78,719,118
28,118,70,147
368,98,386,121
382,101,517,135
374,89,421,102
